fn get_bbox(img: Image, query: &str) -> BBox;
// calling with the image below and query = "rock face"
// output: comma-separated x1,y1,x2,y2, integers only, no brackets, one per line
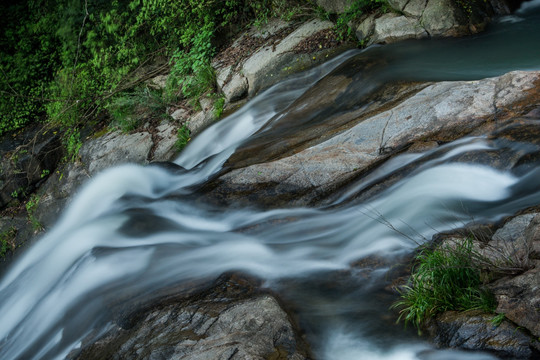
72,275,311,360
206,71,540,208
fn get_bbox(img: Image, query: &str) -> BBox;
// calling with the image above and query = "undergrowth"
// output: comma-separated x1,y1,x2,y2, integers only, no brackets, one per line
0,0,310,160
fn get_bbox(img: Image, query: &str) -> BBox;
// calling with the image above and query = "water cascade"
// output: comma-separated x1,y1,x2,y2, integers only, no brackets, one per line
1,3,540,360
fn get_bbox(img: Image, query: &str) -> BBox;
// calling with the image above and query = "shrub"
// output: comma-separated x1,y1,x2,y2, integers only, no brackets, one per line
392,237,496,331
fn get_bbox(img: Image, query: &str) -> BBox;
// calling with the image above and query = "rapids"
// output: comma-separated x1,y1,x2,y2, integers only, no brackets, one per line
1,2,540,359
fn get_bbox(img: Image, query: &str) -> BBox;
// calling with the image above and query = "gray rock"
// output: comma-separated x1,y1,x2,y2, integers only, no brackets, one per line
242,19,338,96
403,0,428,17
79,130,153,175
355,14,376,41
426,310,537,359
72,276,311,360
187,111,215,136
476,213,537,271
153,123,180,162
222,73,248,102
215,71,540,206
148,75,168,90
490,269,540,339
370,14,428,44
170,108,188,122
421,0,468,37
387,0,408,12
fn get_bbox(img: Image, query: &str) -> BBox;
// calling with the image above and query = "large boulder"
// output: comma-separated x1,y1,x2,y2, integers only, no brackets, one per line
206,71,540,207
71,275,311,360
213,19,354,100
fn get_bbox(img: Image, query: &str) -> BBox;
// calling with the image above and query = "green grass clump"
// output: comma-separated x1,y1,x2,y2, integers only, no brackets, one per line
392,237,496,331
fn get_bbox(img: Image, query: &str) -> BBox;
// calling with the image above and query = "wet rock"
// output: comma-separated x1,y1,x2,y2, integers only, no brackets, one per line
426,310,538,359
72,275,311,360
209,71,540,207
490,269,540,339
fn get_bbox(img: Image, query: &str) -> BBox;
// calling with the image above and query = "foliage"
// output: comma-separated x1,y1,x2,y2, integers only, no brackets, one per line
335,0,388,40
0,226,17,259
392,237,496,332
175,125,191,152
0,0,314,161
25,194,43,231
214,96,226,119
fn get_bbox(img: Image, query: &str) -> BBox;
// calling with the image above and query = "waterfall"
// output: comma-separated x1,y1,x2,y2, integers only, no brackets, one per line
1,4,540,360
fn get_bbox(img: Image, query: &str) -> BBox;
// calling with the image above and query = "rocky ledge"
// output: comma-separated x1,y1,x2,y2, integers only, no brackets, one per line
70,274,311,360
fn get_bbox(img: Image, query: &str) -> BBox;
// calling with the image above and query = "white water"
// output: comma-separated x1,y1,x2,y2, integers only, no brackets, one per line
2,4,540,360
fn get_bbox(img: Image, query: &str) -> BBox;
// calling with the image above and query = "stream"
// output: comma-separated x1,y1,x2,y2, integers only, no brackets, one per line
1,2,540,359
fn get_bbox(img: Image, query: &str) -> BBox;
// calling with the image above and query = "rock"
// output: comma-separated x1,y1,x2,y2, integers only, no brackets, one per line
370,14,428,44
404,0,429,17
476,213,537,271
71,275,311,360
355,14,376,42
222,73,249,102
421,0,470,37
386,0,409,12
426,310,538,359
187,111,215,136
490,269,540,338
153,123,180,162
242,19,346,96
315,0,354,14
79,131,153,175
358,0,513,45
209,71,540,207
34,124,180,230
170,108,188,122
148,75,168,90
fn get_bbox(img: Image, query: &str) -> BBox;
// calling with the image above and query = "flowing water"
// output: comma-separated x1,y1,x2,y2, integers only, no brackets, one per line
1,2,540,359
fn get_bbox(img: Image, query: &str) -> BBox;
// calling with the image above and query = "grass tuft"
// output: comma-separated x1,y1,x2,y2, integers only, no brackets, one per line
392,237,496,332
